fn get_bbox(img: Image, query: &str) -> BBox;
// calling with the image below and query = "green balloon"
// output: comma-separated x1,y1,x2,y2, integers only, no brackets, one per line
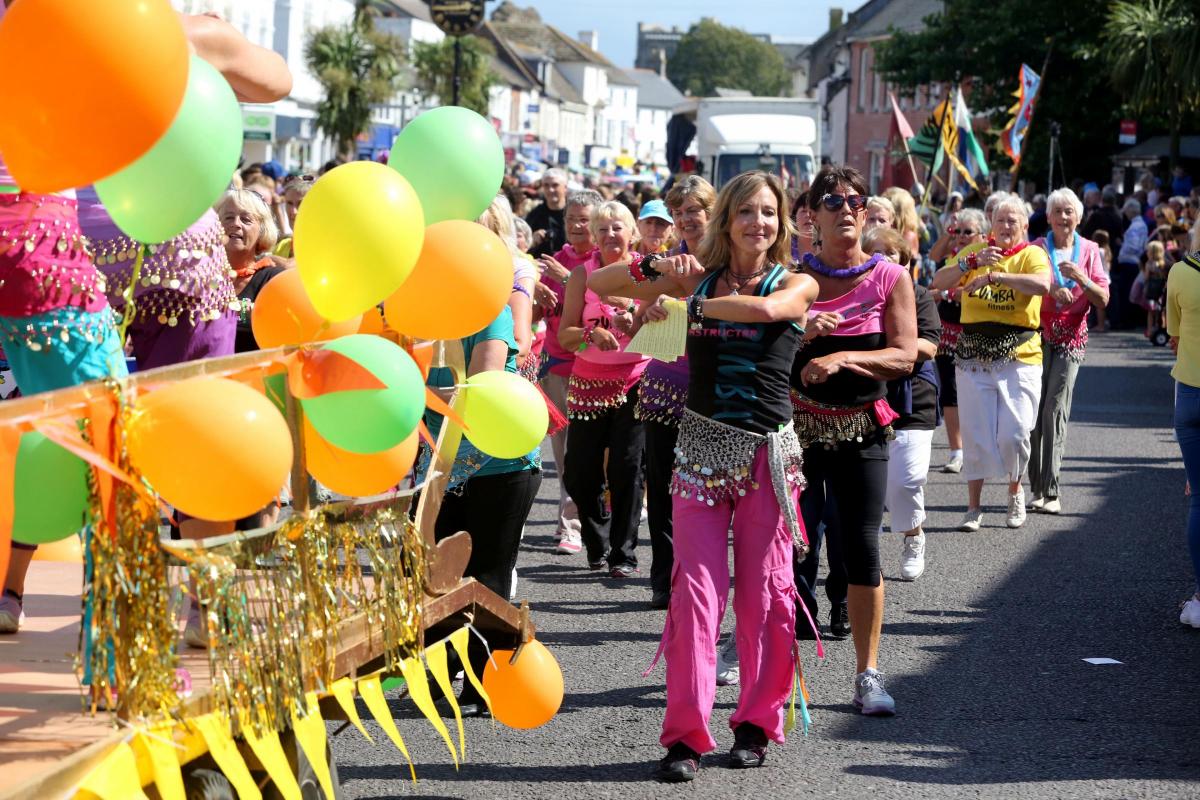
301,335,425,454
12,432,91,545
95,54,243,243
388,106,504,225
263,372,288,417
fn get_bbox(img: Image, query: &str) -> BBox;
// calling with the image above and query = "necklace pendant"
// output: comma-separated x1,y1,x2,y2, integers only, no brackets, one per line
730,288,739,296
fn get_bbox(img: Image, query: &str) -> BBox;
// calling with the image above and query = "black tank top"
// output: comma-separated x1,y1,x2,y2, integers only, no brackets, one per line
792,331,888,405
685,265,803,434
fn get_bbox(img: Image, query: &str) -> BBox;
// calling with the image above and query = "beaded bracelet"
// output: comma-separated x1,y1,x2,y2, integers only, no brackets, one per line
582,323,596,348
686,294,704,325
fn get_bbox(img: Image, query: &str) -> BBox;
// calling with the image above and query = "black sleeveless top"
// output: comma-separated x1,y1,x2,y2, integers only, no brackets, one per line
792,331,888,405
685,264,803,434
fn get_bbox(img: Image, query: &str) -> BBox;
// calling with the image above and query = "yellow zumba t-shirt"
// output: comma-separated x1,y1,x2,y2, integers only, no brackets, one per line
949,241,1050,365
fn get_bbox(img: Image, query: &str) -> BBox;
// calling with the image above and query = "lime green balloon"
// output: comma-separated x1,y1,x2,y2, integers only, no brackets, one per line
461,370,548,459
12,432,91,544
387,106,504,224
300,335,425,454
95,54,242,243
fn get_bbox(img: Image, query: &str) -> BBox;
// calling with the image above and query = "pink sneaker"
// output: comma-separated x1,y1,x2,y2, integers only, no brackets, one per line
556,531,583,554
0,591,24,634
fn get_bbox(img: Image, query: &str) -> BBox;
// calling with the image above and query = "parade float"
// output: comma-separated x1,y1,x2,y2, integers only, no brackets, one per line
0,2,560,797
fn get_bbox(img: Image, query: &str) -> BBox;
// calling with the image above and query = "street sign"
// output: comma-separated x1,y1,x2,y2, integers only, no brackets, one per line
242,108,275,142
428,0,485,36
527,104,540,113
1119,119,1137,146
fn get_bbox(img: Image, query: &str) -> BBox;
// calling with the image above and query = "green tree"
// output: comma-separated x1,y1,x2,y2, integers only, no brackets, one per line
305,2,406,158
412,36,499,116
667,19,790,97
1103,0,1200,170
874,0,1119,186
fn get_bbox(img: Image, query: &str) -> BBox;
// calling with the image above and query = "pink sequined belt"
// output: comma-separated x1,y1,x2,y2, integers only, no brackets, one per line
790,390,899,449
0,193,108,319
567,365,644,420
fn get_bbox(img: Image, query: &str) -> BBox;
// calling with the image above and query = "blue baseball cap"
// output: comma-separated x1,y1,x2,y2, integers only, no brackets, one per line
639,199,672,223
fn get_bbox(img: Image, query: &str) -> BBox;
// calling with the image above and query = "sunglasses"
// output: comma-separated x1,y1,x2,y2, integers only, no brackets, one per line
949,228,979,236
819,193,868,212
283,174,315,186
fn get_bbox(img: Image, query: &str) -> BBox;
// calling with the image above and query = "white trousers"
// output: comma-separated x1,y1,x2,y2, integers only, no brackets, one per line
886,427,935,533
955,361,1042,483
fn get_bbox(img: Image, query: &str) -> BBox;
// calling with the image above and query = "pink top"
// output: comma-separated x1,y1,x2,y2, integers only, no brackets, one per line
542,243,595,374
1033,235,1109,351
572,252,649,381
809,259,907,336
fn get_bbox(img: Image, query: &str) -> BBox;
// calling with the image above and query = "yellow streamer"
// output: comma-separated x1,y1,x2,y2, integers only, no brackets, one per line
450,626,492,714
132,729,184,800
330,677,373,743
192,714,261,800
290,693,336,800
241,721,302,800
401,655,458,768
357,673,417,783
425,640,465,760
77,741,148,800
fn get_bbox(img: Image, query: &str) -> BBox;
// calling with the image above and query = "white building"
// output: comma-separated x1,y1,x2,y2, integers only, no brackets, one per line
624,68,685,166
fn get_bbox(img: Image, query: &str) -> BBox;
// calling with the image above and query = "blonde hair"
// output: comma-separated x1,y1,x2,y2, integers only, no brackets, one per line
865,196,895,221
216,189,279,253
1146,240,1166,269
697,172,793,269
478,193,522,260
882,187,921,240
862,226,911,266
589,200,637,242
665,175,717,215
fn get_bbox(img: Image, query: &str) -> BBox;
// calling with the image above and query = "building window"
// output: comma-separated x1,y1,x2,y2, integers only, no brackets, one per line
915,85,925,108
868,150,883,194
929,82,941,108
857,48,869,112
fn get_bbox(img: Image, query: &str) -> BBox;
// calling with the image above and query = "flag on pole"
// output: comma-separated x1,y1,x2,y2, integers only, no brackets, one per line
953,86,989,185
936,92,980,191
1000,63,1041,174
884,92,919,189
907,98,951,171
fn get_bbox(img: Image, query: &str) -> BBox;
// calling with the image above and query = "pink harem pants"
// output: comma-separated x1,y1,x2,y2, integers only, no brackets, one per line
659,447,801,754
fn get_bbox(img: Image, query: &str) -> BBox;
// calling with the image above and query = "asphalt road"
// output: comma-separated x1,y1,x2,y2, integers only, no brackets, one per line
331,331,1200,799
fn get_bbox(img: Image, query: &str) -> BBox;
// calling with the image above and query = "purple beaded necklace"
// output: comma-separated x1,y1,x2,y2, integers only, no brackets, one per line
802,251,883,278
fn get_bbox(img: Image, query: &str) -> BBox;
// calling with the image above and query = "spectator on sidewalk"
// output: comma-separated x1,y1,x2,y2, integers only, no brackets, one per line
1112,198,1148,330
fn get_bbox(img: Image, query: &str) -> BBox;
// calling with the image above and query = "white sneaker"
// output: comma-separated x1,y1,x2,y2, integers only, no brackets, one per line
1040,497,1061,514
1180,597,1200,628
640,504,649,525
899,533,926,580
1029,494,1045,510
1007,489,1027,528
958,508,983,532
556,530,583,554
716,635,740,686
941,454,963,474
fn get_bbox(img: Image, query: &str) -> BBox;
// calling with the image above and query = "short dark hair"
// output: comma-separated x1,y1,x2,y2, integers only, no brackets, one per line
807,164,869,210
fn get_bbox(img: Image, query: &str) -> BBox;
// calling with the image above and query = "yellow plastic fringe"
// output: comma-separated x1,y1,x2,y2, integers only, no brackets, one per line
358,673,418,783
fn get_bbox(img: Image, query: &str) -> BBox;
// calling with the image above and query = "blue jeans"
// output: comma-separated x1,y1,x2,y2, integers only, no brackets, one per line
1173,382,1200,593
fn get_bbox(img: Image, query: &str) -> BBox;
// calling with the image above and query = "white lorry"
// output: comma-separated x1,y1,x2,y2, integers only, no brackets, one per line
669,96,821,189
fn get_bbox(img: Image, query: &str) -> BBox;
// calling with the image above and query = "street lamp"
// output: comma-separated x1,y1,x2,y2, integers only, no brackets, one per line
427,0,487,106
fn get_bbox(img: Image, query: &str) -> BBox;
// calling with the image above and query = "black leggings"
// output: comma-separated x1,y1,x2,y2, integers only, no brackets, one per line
643,419,677,595
936,353,958,409
435,468,542,704
793,435,888,619
564,391,646,569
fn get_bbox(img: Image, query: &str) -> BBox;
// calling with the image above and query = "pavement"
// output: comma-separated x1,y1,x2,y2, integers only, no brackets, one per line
331,331,1200,799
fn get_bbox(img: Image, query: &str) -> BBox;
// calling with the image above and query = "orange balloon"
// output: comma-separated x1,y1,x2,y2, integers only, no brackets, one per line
251,269,362,348
128,377,293,521
482,640,564,729
303,417,417,497
0,0,189,193
358,306,386,336
32,535,84,565
384,221,514,340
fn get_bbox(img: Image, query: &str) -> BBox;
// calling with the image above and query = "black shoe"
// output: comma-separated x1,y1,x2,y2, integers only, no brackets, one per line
829,603,851,639
456,702,490,718
796,608,820,640
587,558,606,570
657,742,700,782
649,590,670,610
728,723,768,768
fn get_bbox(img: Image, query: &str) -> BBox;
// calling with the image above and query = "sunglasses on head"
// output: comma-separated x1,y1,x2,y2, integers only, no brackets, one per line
819,193,868,212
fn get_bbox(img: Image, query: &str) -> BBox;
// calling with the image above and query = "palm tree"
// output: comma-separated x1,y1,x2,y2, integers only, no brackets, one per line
305,2,406,158
1103,0,1200,169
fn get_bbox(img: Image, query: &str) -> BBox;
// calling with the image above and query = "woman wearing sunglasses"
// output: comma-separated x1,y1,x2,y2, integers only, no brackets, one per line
589,171,817,781
929,194,1051,531
791,165,917,718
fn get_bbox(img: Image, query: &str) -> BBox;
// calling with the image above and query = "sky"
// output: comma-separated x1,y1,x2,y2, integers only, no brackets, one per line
512,0,848,69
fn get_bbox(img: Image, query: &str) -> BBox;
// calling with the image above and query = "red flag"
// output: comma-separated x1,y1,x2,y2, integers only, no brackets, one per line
884,92,917,188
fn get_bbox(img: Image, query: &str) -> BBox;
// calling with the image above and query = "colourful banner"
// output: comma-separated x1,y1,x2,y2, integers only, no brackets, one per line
1001,63,1042,173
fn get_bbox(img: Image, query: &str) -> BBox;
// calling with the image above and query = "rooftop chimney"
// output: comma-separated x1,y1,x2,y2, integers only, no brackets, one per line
829,8,844,31
579,30,599,51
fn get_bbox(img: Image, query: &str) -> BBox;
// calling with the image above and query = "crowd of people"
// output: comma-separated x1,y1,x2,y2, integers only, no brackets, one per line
0,10,1196,779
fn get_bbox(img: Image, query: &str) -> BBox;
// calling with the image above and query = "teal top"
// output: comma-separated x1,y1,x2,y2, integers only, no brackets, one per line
422,306,540,486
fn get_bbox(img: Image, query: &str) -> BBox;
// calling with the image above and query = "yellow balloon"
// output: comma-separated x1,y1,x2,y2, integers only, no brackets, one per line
460,371,548,459
294,162,425,322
